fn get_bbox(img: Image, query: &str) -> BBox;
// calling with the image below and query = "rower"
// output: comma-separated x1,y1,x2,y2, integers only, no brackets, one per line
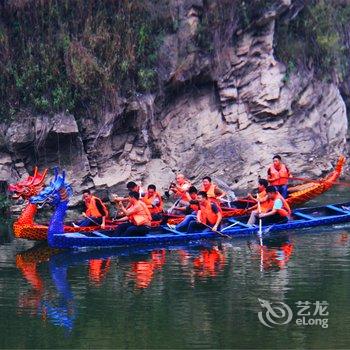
76,189,108,229
267,154,292,198
176,186,200,215
142,184,164,221
191,191,222,232
183,191,222,233
167,186,200,232
114,191,152,236
200,176,226,204
113,181,145,210
247,178,269,211
127,181,145,198
247,186,291,226
167,173,192,214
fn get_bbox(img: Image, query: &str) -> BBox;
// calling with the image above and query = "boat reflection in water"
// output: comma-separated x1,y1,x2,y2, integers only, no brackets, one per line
15,235,295,332
248,235,294,271
128,250,167,289
16,245,76,332
89,258,111,286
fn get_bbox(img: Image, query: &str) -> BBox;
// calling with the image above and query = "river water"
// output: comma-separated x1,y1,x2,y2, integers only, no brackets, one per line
0,189,350,349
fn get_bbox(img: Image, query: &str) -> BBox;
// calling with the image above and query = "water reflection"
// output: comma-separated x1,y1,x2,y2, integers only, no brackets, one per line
16,235,296,332
248,235,294,271
16,246,76,332
89,258,111,286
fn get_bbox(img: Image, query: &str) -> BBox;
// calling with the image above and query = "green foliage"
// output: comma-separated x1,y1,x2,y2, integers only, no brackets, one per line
0,0,172,120
275,0,350,81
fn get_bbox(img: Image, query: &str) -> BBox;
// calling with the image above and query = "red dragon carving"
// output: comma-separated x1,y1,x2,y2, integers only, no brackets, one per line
9,167,48,240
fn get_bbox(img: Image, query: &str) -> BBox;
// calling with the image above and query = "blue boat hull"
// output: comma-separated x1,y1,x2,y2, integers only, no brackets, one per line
48,202,350,249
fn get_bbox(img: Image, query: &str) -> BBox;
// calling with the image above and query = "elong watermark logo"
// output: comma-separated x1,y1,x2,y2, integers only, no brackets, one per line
258,298,329,328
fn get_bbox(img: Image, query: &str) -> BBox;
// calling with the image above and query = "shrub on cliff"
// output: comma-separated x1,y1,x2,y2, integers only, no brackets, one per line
0,0,171,120
275,0,350,82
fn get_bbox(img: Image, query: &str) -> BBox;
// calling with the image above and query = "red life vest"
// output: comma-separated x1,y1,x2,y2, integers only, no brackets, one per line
86,196,109,218
199,201,221,225
266,193,291,217
142,192,163,214
268,163,290,186
129,201,152,226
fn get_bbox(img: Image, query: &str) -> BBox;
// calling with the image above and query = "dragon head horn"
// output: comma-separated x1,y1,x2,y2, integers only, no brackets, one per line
54,166,59,181
37,168,48,185
29,166,38,185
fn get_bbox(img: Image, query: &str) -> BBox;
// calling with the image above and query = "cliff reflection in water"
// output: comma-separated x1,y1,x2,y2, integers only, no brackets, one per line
15,238,295,331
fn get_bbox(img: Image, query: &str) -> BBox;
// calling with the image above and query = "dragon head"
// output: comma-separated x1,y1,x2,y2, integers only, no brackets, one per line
8,167,48,200
30,168,73,208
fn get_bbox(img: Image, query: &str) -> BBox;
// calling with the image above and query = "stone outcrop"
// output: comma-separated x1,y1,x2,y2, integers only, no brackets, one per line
1,0,348,205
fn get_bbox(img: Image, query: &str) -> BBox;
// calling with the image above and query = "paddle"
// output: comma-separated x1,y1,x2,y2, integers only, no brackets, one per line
257,195,263,236
221,221,241,232
168,198,181,214
82,213,102,227
200,222,231,238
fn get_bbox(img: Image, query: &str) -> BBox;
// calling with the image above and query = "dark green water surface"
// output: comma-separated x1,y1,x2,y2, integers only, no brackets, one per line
0,189,350,349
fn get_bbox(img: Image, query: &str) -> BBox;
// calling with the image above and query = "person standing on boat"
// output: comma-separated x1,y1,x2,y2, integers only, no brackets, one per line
77,190,108,229
114,191,152,236
267,155,292,198
200,176,226,204
247,186,291,226
142,184,164,221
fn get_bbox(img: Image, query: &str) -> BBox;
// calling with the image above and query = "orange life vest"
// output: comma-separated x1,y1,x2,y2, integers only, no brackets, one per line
129,201,152,226
257,190,270,213
174,180,192,201
86,196,109,218
199,201,221,225
201,183,217,198
268,163,290,186
266,192,291,217
142,192,163,214
201,183,225,206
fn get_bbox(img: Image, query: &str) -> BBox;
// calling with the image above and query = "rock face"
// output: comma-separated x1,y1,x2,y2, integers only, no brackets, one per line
0,0,348,204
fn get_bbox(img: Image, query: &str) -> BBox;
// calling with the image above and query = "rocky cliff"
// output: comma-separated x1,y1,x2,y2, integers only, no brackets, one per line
0,0,348,203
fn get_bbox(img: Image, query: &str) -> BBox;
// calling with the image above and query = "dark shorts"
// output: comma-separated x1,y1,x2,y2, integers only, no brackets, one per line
151,213,163,221
261,214,288,225
114,222,150,237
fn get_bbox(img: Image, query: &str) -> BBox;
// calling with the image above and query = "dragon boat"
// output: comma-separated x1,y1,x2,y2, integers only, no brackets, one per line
29,169,350,249
10,155,345,241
